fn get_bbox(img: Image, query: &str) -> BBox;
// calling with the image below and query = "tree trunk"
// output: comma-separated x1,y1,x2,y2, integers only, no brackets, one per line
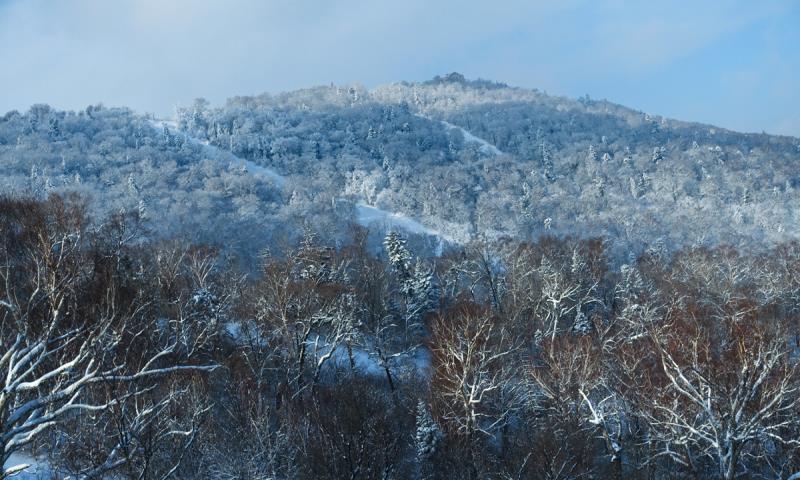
384,365,395,392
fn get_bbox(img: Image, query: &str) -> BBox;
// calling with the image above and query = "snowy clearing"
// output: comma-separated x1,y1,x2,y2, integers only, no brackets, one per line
413,113,503,155
308,333,432,380
151,118,461,245
358,202,473,246
355,203,443,239
150,118,286,188
440,120,504,156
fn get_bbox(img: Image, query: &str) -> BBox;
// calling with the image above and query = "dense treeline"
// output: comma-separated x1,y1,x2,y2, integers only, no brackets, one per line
0,104,293,261
3,75,800,264
2,195,800,479
201,74,800,250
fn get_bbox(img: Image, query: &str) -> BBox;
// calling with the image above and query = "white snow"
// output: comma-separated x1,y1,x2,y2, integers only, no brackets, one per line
150,119,286,188
223,321,243,341
4,452,51,479
308,334,431,380
355,203,442,239
412,113,503,155
151,118,179,132
440,120,504,156
227,155,286,188
151,118,462,247
222,320,271,348
359,202,472,247
410,111,503,156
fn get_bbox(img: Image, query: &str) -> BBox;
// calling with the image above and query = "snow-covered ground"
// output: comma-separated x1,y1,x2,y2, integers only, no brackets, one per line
151,118,470,247
356,202,461,255
222,323,431,381
355,203,443,239
4,452,51,479
439,119,504,156
413,113,503,156
150,119,286,188
308,334,432,380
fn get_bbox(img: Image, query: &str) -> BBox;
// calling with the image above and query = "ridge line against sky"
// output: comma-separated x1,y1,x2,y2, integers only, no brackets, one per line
0,0,797,137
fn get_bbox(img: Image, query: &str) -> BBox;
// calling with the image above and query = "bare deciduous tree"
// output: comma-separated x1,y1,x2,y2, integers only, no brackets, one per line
0,196,216,478
619,295,800,479
430,305,520,442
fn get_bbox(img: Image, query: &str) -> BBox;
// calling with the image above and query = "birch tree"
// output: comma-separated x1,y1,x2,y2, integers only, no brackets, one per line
0,196,216,478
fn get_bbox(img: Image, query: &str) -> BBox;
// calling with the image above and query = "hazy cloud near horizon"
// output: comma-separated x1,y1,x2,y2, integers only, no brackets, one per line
0,0,797,136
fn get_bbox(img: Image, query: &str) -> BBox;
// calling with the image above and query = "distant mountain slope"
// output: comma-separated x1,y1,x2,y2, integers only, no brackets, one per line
2,75,799,259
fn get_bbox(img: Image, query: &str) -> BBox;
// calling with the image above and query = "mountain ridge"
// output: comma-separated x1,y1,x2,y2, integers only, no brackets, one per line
1,74,799,263
225,73,798,141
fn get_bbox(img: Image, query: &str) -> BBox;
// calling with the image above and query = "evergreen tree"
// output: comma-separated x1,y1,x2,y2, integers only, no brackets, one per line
572,307,591,334
588,144,598,162
415,400,442,479
137,198,149,220
384,231,412,281
162,124,172,146
48,117,60,139
406,259,437,325
652,146,664,164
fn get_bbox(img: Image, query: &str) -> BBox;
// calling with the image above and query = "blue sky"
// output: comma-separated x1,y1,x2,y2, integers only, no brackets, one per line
0,0,797,136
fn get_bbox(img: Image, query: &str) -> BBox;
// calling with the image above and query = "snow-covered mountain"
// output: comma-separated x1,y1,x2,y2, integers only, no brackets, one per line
2,74,798,259
4,73,800,480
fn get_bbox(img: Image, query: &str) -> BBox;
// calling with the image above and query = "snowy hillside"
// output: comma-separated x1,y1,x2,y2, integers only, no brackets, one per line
2,74,800,480
1,74,799,260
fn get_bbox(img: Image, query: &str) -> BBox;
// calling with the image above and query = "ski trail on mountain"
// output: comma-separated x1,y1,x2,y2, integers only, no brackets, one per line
150,118,452,244
355,203,451,254
150,119,286,188
439,119,504,155
413,113,503,155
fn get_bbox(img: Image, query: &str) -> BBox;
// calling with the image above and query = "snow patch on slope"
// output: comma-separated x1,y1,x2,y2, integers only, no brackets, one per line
355,202,474,253
150,119,286,188
151,117,462,245
308,334,431,380
440,120,503,155
356,203,442,239
4,452,52,479
409,113,501,156
413,112,502,155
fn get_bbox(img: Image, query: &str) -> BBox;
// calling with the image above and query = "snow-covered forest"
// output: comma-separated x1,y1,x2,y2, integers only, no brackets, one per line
2,74,800,479
3,74,800,261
